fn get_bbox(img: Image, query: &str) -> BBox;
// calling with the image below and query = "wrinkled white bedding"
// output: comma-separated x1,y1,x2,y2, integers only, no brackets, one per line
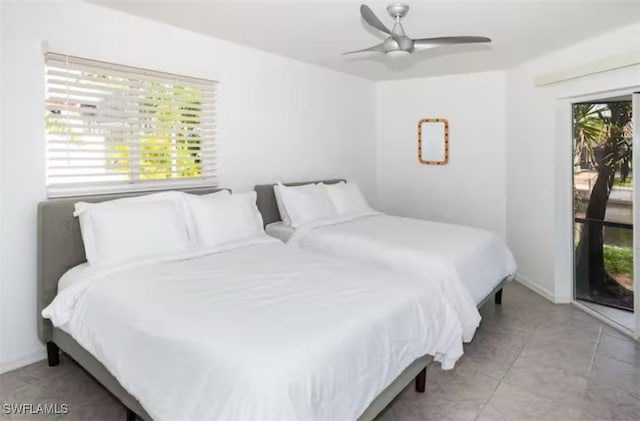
43,237,464,421
274,213,517,342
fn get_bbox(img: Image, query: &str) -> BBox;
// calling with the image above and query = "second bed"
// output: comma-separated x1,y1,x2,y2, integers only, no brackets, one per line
256,180,518,342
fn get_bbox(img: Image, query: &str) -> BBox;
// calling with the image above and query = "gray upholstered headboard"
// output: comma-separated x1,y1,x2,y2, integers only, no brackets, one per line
254,179,344,227
37,187,226,344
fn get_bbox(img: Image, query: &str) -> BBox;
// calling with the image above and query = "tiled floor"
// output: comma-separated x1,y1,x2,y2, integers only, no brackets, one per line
378,283,640,421
1,283,638,420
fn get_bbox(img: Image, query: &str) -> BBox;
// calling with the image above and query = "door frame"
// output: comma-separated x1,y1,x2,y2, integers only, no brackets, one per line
555,86,639,338
633,92,639,337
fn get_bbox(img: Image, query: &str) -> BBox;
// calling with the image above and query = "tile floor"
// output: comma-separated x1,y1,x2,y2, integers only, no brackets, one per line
1,283,638,420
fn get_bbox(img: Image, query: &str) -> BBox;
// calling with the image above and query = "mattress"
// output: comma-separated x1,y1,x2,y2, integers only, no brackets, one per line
42,236,464,421
268,214,518,341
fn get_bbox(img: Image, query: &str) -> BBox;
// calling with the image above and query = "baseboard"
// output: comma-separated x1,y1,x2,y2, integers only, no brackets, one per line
0,348,46,374
514,274,557,303
552,294,573,304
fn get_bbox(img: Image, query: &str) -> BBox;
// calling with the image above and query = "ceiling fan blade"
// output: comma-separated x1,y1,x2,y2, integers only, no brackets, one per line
413,36,491,50
342,43,385,55
360,4,392,35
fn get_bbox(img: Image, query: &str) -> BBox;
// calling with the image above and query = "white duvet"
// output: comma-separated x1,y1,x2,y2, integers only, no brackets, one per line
277,213,518,342
43,236,464,421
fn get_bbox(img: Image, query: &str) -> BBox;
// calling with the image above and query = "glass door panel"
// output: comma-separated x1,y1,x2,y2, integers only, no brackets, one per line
573,99,634,313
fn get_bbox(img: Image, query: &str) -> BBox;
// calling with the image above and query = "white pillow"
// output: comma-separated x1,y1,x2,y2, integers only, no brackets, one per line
74,194,191,267
273,183,319,226
182,189,230,239
325,182,371,216
273,183,290,225
185,191,265,248
275,182,337,228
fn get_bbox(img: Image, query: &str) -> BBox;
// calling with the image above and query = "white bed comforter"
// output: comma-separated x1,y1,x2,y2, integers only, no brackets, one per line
286,213,518,342
43,237,464,421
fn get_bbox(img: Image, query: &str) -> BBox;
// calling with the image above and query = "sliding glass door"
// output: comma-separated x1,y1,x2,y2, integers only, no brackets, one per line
573,97,635,322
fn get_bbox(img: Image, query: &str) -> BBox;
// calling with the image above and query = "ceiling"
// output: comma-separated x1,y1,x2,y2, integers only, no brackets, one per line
88,0,640,81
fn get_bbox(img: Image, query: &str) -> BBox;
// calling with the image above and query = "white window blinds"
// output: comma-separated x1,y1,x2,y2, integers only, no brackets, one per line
45,53,217,197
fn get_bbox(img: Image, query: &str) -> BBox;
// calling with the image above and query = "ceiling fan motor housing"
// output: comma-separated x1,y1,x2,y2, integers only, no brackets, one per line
384,36,413,53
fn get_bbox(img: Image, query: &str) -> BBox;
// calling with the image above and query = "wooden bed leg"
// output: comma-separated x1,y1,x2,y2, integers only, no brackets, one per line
495,288,503,305
126,408,136,421
415,367,426,393
46,342,59,367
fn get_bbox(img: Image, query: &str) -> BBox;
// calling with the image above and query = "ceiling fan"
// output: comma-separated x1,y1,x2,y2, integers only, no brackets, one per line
344,4,491,57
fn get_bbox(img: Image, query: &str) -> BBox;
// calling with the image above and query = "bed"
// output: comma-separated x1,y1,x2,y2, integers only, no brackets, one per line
37,187,465,421
255,180,518,341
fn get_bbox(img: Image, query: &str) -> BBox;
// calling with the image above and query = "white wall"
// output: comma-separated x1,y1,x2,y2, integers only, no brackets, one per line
375,23,640,303
0,0,375,370
375,71,507,238
506,23,640,302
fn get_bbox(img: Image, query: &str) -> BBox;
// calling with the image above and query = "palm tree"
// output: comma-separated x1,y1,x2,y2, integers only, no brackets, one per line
574,101,633,309
574,104,603,169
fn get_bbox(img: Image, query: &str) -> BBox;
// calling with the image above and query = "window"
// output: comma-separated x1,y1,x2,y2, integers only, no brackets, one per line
45,53,217,197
